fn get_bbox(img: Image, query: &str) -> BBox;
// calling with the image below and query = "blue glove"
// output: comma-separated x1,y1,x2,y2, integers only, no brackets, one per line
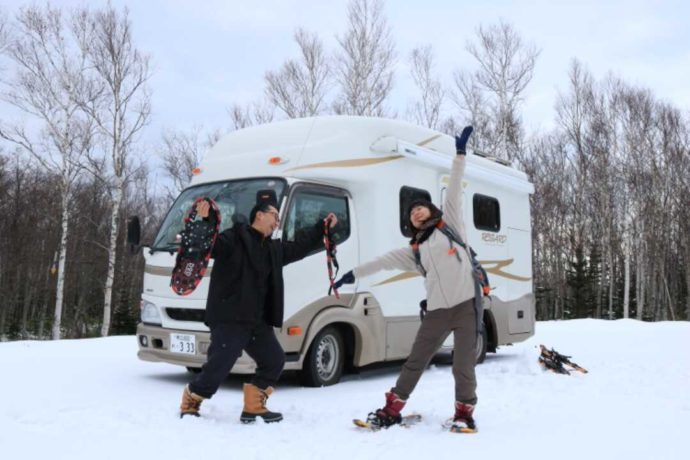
333,270,355,290
455,126,474,155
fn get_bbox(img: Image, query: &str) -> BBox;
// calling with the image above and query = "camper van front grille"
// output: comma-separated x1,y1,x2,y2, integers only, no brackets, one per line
166,308,205,322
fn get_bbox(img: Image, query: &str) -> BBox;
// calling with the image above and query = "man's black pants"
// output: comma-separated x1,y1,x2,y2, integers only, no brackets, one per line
188,321,285,399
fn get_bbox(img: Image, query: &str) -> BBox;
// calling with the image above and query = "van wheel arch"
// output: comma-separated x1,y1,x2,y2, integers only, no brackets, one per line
300,324,353,387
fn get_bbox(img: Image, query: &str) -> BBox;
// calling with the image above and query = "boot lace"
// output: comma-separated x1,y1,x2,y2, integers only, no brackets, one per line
259,390,269,409
182,391,202,412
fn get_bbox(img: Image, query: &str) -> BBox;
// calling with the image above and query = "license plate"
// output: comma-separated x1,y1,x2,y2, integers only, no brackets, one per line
170,333,196,355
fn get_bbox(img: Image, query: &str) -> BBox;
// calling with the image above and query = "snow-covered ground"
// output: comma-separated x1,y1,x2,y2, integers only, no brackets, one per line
1,319,688,460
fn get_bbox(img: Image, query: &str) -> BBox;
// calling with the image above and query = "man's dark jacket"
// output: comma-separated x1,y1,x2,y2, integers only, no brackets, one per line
204,222,323,327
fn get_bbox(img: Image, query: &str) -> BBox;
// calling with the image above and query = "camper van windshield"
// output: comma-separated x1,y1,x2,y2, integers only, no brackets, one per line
151,178,287,253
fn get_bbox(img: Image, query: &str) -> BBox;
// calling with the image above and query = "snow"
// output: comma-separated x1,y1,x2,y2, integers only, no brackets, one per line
1,319,689,460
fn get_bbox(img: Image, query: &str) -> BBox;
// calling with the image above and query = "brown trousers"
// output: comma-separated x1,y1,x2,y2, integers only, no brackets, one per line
392,297,477,405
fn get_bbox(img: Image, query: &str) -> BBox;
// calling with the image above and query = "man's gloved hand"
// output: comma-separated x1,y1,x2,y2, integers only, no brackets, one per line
333,270,355,290
455,126,474,155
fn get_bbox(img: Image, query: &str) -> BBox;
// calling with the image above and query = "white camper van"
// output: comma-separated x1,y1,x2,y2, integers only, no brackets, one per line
133,116,535,386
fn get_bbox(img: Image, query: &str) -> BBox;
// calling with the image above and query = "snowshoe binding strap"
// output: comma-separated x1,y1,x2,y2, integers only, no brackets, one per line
366,410,402,428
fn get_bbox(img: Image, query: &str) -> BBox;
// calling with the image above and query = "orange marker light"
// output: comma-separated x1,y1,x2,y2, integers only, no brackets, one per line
268,156,283,165
287,326,302,336
192,167,202,175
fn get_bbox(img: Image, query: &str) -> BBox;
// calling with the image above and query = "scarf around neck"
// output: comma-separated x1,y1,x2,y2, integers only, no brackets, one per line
411,215,442,246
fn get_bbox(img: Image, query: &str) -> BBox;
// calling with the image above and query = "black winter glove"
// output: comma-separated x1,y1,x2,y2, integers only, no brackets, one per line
419,299,428,321
333,270,355,290
455,126,474,155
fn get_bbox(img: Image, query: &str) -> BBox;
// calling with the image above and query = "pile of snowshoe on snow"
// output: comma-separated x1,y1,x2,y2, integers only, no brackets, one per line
538,344,588,375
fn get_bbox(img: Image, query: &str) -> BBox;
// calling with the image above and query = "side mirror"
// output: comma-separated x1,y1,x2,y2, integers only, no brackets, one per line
127,216,141,255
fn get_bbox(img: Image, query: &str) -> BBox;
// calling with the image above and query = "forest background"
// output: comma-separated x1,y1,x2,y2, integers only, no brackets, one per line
0,0,687,340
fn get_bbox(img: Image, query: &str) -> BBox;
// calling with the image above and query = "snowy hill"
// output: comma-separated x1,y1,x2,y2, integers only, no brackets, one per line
1,319,688,460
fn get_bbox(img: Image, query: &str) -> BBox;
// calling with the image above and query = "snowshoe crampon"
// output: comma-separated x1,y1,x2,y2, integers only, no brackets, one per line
171,197,221,296
442,417,477,434
352,413,422,431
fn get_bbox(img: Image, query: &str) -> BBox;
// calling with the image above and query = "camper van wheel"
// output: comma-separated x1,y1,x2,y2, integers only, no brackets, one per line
301,326,344,387
475,325,488,364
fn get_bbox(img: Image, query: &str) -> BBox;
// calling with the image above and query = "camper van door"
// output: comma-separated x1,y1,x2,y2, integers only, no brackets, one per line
281,183,358,319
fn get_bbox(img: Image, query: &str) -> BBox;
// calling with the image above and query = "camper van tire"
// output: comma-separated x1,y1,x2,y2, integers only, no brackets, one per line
475,324,488,364
300,326,345,387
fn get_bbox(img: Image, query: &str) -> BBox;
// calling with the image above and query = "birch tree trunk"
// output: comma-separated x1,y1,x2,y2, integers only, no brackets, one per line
607,247,614,319
686,261,690,321
100,181,123,336
52,187,71,340
623,232,630,319
637,258,647,320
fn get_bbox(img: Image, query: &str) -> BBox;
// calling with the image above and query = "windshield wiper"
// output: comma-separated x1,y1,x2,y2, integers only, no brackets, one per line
149,242,179,254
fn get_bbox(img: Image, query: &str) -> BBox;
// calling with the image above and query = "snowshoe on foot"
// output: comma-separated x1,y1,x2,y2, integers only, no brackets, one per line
448,401,477,433
354,390,406,429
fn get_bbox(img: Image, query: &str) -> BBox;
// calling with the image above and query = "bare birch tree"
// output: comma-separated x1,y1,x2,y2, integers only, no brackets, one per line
73,5,151,337
333,0,395,116
450,72,494,151
0,9,9,57
407,45,444,129
454,21,539,161
158,126,219,200
0,5,96,339
265,28,331,118
228,101,275,130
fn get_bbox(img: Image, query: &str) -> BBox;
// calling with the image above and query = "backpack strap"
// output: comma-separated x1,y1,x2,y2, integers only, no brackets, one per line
437,220,492,297
410,241,427,277
436,220,487,337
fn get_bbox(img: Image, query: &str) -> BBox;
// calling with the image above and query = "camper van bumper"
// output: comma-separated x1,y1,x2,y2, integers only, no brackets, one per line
136,323,303,372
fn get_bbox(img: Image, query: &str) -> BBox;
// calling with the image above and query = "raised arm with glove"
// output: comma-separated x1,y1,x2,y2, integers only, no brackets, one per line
332,270,355,290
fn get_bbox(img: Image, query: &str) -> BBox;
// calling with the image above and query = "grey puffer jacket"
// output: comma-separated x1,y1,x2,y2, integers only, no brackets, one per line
353,155,475,311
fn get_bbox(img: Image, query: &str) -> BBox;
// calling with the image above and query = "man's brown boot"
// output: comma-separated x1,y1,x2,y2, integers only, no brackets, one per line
179,384,205,418
240,383,283,423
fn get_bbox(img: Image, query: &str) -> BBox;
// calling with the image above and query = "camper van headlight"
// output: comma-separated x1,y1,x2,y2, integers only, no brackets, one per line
140,300,162,325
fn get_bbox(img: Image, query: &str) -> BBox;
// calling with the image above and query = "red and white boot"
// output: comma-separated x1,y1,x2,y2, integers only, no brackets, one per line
366,391,406,428
450,401,477,433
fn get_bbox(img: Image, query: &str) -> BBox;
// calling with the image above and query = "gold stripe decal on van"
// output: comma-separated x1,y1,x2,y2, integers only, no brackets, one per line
372,259,530,286
284,155,403,172
417,134,442,147
479,259,531,281
145,265,213,277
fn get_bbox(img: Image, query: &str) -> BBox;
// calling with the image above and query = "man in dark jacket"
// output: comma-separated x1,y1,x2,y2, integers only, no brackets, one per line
179,193,338,423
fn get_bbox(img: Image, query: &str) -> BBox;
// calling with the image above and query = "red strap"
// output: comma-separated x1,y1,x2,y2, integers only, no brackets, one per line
324,218,339,298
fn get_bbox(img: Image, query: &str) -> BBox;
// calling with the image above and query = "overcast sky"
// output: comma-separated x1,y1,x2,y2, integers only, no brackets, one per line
2,0,689,149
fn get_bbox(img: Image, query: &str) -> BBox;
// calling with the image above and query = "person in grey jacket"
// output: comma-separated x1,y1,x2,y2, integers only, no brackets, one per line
333,126,479,432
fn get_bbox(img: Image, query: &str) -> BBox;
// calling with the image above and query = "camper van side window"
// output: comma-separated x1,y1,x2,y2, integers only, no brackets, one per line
283,188,350,253
473,194,500,232
400,186,432,237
